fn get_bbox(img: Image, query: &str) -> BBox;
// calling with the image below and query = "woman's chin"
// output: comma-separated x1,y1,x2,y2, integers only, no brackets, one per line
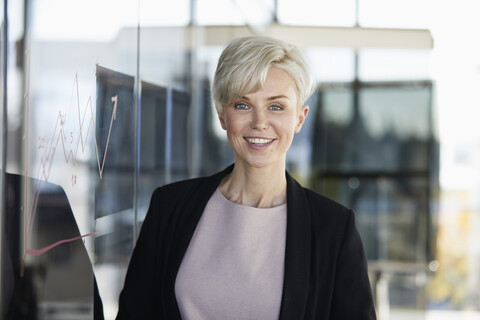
235,157,283,171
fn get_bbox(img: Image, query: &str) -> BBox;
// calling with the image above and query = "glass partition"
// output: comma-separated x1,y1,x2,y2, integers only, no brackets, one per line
2,0,139,318
1,1,6,318
1,1,440,319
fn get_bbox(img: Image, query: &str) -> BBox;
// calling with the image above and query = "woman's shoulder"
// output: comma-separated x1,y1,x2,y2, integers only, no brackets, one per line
303,187,349,211
150,176,211,201
151,166,233,200
300,186,354,223
300,187,360,250
151,167,230,201
286,172,353,227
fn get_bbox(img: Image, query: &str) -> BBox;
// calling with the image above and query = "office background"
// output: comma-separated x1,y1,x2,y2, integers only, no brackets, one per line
1,0,479,319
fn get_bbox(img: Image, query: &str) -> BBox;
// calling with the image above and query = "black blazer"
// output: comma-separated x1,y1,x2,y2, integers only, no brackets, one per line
116,165,376,319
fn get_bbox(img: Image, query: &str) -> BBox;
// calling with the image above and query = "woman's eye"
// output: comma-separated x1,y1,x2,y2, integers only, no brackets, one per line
234,103,249,110
269,105,282,111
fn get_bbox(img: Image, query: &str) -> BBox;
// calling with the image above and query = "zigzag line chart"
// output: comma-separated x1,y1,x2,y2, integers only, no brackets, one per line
22,52,118,267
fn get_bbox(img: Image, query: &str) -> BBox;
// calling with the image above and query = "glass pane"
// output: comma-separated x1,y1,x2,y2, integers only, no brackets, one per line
32,0,138,42
2,1,140,319
360,87,431,143
359,49,432,81
358,0,433,29
0,2,4,174
0,1,6,317
196,0,245,25
312,84,432,172
136,24,192,230
94,66,136,267
140,0,190,26
137,81,167,218
196,0,275,26
278,0,356,26
305,48,356,82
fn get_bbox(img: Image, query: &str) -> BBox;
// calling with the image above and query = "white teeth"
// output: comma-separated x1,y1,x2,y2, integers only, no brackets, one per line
246,137,273,144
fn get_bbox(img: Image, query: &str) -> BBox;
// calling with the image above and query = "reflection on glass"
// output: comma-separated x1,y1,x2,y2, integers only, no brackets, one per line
138,81,167,216
2,173,99,319
137,81,191,223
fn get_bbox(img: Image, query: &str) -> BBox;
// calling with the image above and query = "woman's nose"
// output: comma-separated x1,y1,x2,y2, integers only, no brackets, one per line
250,109,269,130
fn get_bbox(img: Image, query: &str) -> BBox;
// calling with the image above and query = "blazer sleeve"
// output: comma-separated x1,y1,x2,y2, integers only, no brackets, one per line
116,189,162,319
330,210,377,319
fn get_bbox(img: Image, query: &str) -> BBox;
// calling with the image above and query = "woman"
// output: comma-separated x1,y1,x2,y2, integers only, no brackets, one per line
116,36,376,319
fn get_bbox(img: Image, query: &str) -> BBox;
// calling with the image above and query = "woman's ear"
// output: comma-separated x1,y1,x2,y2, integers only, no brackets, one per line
295,105,309,133
218,111,227,130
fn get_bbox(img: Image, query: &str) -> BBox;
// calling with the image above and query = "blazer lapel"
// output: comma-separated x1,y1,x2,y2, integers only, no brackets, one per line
279,172,312,319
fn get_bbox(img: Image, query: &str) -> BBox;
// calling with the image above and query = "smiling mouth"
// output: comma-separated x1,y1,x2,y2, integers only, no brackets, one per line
245,137,274,145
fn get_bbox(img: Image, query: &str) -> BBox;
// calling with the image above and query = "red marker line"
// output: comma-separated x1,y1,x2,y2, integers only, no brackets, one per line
25,232,98,257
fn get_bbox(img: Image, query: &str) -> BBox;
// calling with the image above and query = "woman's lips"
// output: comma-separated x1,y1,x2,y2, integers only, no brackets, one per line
244,137,275,149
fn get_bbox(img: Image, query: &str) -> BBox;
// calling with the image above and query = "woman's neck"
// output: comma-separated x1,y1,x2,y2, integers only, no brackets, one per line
218,162,287,208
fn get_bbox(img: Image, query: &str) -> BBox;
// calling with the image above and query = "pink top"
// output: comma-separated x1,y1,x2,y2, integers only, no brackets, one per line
175,188,287,320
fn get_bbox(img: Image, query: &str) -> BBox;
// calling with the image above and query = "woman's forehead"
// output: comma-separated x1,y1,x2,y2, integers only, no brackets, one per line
241,69,297,99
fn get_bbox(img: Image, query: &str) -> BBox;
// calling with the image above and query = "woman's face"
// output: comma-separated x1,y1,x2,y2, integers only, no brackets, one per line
218,67,309,171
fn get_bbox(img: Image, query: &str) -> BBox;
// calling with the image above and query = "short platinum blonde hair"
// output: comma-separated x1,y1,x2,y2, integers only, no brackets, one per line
212,36,316,112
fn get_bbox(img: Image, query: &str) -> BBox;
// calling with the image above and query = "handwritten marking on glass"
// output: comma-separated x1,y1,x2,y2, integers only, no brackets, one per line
25,75,118,257
95,95,118,179
21,46,119,273
25,232,98,256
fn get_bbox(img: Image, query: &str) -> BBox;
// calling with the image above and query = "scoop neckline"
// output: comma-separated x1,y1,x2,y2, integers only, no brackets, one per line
215,188,287,211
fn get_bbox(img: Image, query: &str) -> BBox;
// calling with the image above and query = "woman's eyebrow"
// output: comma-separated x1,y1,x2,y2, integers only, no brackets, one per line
267,95,290,101
238,95,290,101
